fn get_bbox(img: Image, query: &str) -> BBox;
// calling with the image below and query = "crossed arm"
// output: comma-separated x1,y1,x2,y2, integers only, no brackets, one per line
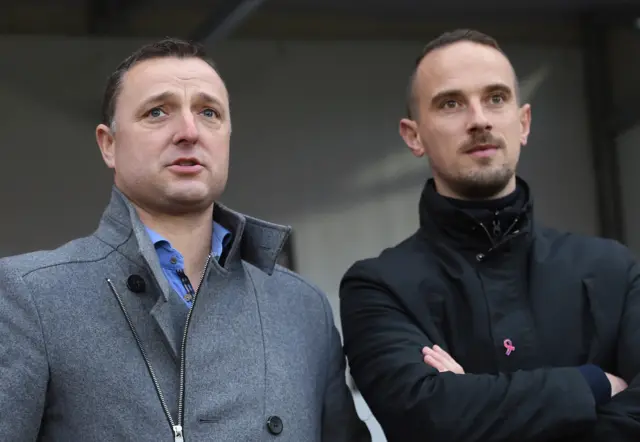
340,255,640,442
423,345,627,398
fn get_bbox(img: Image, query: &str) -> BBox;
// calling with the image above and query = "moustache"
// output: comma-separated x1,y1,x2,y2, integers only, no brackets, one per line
460,133,505,153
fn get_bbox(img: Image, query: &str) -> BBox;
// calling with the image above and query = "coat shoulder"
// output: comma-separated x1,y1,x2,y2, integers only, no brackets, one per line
535,224,635,269
0,235,114,281
341,232,427,287
243,262,336,323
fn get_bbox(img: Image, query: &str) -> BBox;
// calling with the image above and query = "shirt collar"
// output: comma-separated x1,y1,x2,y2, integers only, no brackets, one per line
145,221,231,260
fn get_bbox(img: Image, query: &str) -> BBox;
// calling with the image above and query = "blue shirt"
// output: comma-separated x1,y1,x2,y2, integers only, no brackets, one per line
146,222,231,307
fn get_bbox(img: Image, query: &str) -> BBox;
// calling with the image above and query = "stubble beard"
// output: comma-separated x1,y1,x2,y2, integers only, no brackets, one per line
437,162,515,200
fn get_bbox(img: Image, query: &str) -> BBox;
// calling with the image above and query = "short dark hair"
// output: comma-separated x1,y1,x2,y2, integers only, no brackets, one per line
101,37,218,127
406,29,514,119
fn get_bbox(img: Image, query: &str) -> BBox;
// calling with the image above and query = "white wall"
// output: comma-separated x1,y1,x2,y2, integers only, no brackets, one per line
0,36,602,440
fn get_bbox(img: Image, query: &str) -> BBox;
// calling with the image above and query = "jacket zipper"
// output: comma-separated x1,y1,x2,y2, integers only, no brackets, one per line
107,254,212,442
476,216,522,260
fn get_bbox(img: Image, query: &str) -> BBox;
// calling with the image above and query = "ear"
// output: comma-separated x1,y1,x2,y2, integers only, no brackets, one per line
399,118,425,158
96,123,116,168
519,103,532,146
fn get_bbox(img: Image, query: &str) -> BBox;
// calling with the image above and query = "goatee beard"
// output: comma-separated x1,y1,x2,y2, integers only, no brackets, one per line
445,169,514,200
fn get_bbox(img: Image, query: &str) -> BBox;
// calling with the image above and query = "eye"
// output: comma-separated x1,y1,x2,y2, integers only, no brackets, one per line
489,93,506,105
441,100,459,109
147,107,166,118
201,108,221,118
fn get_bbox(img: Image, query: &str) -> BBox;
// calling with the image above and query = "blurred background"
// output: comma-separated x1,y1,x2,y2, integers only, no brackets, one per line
2,0,640,439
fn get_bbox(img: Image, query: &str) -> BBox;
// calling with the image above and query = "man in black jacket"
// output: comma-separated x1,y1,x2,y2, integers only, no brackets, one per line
339,29,640,442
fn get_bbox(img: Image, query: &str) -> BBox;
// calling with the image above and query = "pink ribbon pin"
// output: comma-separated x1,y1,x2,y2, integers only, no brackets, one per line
503,339,515,356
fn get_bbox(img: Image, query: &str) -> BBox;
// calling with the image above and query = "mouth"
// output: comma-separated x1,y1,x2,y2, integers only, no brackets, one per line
466,144,499,157
171,158,201,167
167,157,204,174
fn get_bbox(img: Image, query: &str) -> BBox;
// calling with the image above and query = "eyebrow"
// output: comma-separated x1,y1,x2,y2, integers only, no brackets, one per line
430,83,513,105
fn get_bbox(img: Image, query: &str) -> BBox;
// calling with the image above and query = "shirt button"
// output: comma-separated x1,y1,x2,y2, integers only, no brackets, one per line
170,256,177,264
184,294,193,302
266,415,283,435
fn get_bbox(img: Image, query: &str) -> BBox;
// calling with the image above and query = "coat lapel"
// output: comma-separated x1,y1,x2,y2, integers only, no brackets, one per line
93,186,292,363
95,188,187,362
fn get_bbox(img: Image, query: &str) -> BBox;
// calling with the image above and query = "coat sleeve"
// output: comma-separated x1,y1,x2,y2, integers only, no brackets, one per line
339,260,599,442
0,261,48,441
319,293,371,442
591,252,640,440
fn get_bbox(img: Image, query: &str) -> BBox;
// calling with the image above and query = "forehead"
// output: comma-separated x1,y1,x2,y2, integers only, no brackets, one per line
119,56,228,105
416,41,516,96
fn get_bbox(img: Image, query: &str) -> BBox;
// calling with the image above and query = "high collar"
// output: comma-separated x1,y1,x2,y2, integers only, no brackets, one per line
418,176,534,252
93,186,291,300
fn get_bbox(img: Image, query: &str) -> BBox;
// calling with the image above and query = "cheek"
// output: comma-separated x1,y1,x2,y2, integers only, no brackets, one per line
204,134,231,164
426,127,463,164
114,133,164,174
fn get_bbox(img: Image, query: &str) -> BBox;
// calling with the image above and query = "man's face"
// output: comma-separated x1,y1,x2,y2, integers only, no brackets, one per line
96,56,231,214
400,41,531,199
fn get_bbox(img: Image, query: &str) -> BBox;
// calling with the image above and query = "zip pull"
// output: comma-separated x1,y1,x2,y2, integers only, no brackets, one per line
492,219,502,237
173,425,184,442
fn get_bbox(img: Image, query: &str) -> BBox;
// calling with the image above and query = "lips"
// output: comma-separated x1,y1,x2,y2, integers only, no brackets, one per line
171,158,200,166
467,144,498,153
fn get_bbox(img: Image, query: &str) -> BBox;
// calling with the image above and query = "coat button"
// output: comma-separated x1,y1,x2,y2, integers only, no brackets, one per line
126,275,146,293
266,415,283,435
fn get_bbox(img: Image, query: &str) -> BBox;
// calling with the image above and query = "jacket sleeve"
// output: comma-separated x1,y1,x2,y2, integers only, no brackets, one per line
591,253,640,440
0,261,48,440
320,293,371,442
339,260,598,442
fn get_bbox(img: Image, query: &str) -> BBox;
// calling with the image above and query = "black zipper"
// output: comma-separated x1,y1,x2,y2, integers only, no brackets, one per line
106,254,212,442
476,216,523,261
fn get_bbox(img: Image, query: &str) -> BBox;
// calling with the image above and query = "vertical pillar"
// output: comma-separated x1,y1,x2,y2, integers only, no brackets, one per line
581,13,625,242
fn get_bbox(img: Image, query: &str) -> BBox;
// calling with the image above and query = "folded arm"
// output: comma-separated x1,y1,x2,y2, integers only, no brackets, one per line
340,261,599,442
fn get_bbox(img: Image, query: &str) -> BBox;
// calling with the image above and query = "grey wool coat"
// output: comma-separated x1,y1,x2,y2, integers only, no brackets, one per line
0,187,370,442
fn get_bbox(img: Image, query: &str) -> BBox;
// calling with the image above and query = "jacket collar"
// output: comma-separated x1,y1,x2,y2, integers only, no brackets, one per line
94,186,291,290
417,176,534,252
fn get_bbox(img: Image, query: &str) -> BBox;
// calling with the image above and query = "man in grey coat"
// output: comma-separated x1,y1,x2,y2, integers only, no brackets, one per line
0,38,370,442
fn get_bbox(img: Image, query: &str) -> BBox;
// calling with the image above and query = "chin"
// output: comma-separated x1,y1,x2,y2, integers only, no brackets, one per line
165,185,213,204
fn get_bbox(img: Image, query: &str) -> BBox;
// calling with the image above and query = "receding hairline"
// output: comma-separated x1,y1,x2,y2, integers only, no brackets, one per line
120,55,228,96
406,37,521,119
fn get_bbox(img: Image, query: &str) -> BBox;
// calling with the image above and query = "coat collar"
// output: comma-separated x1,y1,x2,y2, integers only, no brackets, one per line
417,176,534,252
94,186,292,289
94,186,291,363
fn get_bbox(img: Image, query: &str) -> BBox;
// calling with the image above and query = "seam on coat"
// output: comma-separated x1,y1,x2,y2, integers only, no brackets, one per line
96,228,148,270
244,263,269,431
20,223,137,279
21,248,120,278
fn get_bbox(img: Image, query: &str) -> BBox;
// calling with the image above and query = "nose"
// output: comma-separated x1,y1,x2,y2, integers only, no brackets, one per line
173,111,199,145
466,100,492,133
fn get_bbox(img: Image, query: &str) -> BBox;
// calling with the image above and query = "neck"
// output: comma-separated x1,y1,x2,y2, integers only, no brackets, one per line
136,204,214,279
